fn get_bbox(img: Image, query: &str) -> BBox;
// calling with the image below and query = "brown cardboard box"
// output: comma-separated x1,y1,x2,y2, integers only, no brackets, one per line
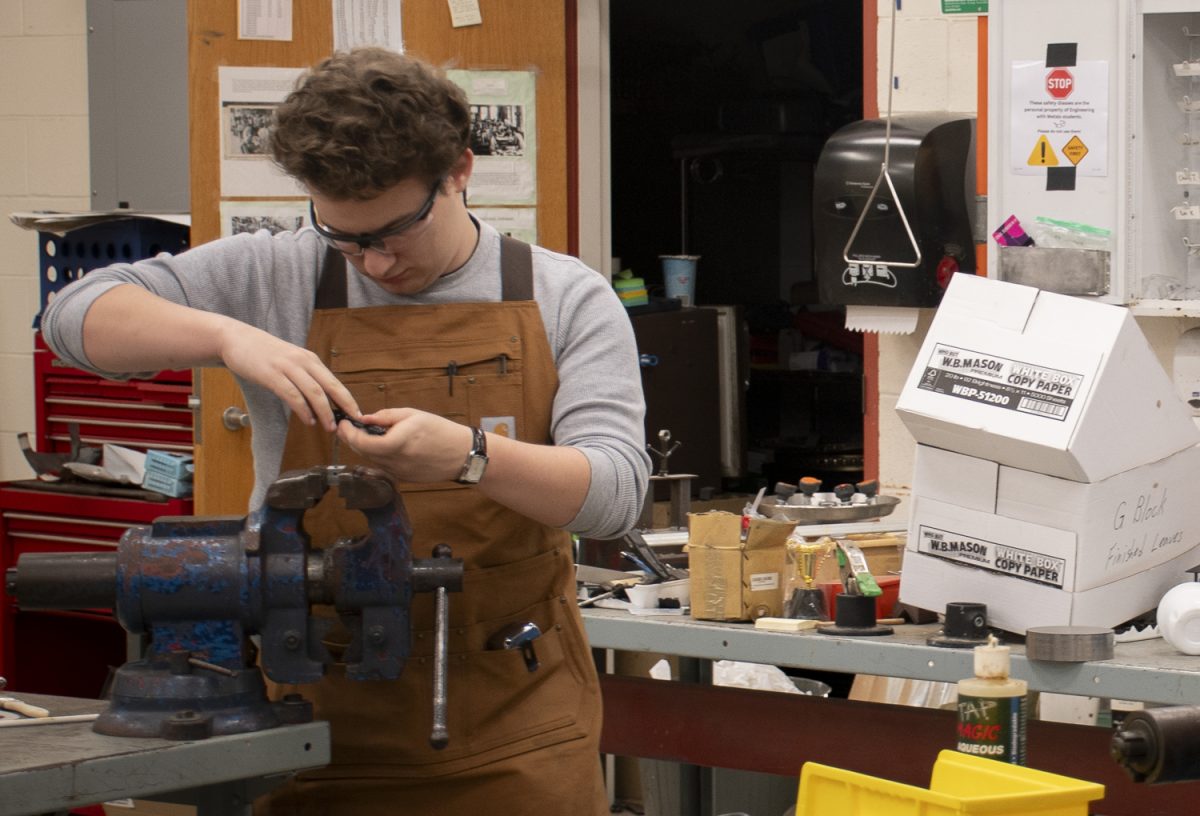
686,511,796,621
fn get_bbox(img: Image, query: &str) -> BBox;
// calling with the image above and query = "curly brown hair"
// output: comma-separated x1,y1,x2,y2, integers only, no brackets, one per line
270,48,470,200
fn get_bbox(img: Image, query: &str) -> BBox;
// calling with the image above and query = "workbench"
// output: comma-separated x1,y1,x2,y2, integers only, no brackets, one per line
0,694,330,816
583,607,1200,815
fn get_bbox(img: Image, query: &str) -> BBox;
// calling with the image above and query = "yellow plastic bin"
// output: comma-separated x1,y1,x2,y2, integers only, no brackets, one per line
795,750,1104,816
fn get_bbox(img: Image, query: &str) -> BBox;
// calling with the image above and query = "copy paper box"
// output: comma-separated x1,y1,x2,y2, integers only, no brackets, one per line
686,511,796,621
899,444,1200,632
900,545,1199,636
895,274,1199,483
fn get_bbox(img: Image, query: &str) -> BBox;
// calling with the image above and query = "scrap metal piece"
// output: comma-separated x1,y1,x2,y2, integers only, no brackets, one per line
1025,625,1115,662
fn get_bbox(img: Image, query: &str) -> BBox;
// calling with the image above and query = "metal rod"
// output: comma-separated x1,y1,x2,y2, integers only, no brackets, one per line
680,158,688,255
842,0,923,270
188,657,238,677
430,585,449,749
0,713,99,728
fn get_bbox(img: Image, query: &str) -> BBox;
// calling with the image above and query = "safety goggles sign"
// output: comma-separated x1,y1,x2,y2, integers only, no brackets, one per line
918,525,1066,588
916,343,1083,421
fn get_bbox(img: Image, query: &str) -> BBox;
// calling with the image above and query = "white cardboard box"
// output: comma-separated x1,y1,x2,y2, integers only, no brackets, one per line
895,274,1199,483
900,444,1200,632
899,546,1199,635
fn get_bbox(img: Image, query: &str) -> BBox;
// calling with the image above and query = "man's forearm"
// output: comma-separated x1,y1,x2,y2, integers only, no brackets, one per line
478,433,591,528
82,284,231,373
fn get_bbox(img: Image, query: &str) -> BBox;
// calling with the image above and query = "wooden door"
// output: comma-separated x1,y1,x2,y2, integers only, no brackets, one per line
188,1,572,514
188,3,335,514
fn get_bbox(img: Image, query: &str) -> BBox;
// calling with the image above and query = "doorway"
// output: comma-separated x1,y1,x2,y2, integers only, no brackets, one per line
606,1,867,493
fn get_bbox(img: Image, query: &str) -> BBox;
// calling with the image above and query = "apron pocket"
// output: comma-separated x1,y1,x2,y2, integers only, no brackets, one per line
457,607,588,755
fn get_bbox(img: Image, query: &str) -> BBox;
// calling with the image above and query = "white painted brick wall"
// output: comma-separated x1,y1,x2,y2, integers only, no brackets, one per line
873,3,979,497
0,0,89,481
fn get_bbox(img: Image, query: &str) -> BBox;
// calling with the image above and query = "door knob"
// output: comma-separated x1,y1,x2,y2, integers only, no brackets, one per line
222,406,251,431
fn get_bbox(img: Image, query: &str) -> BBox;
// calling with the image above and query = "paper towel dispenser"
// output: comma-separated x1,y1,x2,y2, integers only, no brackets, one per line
814,115,976,307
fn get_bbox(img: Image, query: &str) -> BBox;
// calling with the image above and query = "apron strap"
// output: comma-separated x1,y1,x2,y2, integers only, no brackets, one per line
315,246,348,310
499,235,533,302
312,234,533,310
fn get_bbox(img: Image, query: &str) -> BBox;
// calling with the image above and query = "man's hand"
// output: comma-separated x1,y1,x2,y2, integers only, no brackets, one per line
217,321,360,432
337,408,473,483
80,285,360,430
340,408,592,528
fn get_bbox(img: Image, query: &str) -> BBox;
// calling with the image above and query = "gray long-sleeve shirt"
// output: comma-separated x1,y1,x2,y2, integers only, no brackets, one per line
41,219,650,538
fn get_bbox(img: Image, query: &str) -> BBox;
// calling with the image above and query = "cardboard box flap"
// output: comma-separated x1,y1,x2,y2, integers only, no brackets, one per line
687,511,743,549
686,511,796,550
746,516,799,550
1069,316,1200,476
936,270,1038,332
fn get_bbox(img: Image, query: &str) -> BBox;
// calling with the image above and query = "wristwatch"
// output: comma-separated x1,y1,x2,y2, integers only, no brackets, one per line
456,426,488,484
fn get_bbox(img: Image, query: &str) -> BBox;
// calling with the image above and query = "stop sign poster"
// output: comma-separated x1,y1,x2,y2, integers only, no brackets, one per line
1010,60,1109,177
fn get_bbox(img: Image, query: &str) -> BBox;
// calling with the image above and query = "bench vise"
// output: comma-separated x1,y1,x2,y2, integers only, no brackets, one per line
5,465,463,746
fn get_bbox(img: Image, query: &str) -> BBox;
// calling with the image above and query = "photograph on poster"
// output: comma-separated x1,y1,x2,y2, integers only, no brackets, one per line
219,200,309,238
222,104,277,158
470,105,526,157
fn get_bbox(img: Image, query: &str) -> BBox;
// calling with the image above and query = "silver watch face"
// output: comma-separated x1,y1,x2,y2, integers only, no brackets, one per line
460,454,488,484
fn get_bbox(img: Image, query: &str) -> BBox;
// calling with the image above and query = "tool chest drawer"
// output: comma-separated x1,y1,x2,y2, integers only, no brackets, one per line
33,333,193,455
0,484,192,696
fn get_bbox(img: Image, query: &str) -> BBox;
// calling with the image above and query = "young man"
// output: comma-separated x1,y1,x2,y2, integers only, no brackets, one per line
41,48,649,814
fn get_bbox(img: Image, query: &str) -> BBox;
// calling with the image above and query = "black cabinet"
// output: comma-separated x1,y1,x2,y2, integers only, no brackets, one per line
631,308,723,498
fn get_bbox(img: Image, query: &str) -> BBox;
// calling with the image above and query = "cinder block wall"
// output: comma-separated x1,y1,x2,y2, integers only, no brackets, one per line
873,0,979,499
0,0,90,480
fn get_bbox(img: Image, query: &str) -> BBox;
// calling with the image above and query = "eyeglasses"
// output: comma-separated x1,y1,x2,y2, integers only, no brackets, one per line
309,177,444,256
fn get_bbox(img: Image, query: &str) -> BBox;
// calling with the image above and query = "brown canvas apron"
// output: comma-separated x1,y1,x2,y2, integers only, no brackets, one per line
256,239,607,816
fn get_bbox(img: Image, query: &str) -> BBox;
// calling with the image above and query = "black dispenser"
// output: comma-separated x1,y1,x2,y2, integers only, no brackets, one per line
814,115,976,307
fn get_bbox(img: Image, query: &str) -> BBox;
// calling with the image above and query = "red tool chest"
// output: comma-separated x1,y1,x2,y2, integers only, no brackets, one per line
0,483,192,698
3,218,195,699
33,333,194,457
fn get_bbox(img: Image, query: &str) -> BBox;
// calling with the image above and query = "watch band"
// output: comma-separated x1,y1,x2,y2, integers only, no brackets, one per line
456,426,488,484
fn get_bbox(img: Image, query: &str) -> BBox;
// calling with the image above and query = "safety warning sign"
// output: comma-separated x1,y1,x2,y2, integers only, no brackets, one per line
1062,135,1089,165
1010,60,1108,177
1027,135,1059,167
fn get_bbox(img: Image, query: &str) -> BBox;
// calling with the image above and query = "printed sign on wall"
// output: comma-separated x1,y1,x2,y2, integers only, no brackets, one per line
1010,60,1109,177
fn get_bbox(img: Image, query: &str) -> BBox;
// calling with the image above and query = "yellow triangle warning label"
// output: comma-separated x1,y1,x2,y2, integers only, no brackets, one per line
1028,135,1059,166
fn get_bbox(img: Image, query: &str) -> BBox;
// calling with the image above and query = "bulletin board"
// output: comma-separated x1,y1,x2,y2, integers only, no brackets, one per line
186,0,571,513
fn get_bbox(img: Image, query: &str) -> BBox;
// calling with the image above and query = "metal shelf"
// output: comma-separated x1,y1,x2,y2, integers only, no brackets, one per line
582,607,1200,706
